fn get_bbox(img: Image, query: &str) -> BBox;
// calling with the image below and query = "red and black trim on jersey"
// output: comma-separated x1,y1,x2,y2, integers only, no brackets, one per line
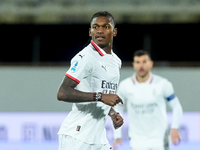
132,74,153,85
65,73,80,83
91,40,104,56
65,40,104,84
132,77,136,85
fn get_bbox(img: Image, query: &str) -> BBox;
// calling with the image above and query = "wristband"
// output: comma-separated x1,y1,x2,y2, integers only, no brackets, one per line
93,92,102,101
110,112,119,116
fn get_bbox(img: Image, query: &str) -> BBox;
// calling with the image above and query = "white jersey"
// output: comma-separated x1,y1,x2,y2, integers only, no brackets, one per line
58,40,121,145
114,73,177,149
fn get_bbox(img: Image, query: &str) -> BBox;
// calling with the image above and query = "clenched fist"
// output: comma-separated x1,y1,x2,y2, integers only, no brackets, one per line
101,94,123,106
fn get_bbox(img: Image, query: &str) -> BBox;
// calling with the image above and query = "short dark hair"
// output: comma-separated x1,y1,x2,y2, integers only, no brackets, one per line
133,50,151,60
90,11,116,27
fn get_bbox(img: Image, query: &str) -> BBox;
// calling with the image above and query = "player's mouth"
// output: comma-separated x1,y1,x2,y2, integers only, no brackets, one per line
139,68,144,71
139,69,145,74
95,36,105,40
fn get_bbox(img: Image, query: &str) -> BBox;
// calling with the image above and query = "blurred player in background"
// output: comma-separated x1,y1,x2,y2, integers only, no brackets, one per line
57,11,124,150
113,50,183,150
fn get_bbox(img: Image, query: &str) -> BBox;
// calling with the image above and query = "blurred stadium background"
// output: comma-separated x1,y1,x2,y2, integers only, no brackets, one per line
0,0,200,149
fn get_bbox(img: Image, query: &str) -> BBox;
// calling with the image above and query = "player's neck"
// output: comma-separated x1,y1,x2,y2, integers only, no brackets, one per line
103,47,112,54
99,42,112,54
136,73,150,83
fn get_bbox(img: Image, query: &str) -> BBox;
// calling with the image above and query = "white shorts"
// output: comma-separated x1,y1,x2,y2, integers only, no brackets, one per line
58,134,113,150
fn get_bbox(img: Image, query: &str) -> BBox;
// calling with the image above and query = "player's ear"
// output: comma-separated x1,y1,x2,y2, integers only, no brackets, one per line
151,60,154,68
89,28,91,36
132,61,134,67
113,28,117,37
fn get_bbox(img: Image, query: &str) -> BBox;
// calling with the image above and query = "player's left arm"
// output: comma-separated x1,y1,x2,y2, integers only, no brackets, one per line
164,80,183,145
166,85,183,146
167,96,183,145
108,107,124,129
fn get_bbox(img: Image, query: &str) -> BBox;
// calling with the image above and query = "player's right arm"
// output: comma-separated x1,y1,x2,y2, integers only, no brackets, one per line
57,75,92,102
57,76,123,106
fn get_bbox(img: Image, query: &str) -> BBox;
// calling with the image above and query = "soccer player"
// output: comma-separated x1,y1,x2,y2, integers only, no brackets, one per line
57,11,124,150
113,50,183,150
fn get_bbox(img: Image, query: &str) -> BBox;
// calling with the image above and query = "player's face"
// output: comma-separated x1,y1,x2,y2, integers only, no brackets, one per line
133,55,153,78
89,16,117,49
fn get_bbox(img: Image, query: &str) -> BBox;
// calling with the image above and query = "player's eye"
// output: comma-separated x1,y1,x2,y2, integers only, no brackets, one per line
105,26,109,29
93,26,98,29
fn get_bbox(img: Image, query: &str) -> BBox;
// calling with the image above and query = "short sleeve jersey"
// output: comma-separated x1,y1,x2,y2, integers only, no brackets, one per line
115,73,176,149
58,40,121,145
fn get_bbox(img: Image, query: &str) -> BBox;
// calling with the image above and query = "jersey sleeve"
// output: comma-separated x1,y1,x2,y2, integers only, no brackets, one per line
163,80,176,101
163,80,183,128
66,52,93,83
167,97,183,129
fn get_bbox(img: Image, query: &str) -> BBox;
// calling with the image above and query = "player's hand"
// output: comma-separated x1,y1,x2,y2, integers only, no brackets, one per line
113,138,122,150
110,113,124,129
101,94,123,106
171,128,181,145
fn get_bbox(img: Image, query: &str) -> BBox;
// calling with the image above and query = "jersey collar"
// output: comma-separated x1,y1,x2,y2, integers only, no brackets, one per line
132,72,153,85
91,40,110,56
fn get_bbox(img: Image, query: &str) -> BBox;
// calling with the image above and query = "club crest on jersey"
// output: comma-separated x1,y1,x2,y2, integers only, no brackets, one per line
71,61,78,72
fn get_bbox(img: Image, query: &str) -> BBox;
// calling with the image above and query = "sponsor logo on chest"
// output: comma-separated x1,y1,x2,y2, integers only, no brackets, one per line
101,80,118,94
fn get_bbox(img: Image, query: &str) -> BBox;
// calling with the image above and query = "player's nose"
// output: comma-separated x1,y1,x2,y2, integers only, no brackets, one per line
97,27,104,33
